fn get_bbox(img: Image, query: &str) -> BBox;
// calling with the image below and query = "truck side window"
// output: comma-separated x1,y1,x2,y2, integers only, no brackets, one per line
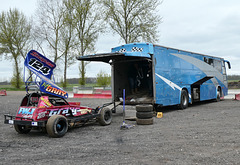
204,57,213,66
213,59,222,72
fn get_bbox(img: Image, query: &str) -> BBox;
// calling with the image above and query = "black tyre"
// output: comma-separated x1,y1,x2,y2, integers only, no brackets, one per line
46,115,68,138
14,124,31,134
97,107,112,126
136,104,153,112
179,90,189,110
136,112,153,119
136,118,153,125
216,88,221,102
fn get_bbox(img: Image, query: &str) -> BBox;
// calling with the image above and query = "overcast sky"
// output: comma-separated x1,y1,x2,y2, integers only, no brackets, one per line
0,0,240,82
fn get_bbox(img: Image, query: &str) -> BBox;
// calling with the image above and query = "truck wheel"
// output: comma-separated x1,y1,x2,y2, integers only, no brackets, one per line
136,112,153,119
216,88,221,102
14,124,31,134
136,118,154,125
179,90,188,109
46,115,68,138
97,107,112,126
136,104,153,112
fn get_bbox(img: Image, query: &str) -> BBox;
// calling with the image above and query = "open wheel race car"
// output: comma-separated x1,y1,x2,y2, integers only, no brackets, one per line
4,50,112,138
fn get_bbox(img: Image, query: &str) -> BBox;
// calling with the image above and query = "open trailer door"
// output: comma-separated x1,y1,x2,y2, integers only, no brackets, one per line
76,43,153,62
77,43,155,105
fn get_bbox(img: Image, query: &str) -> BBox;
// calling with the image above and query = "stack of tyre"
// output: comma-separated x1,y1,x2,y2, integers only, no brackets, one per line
136,104,154,125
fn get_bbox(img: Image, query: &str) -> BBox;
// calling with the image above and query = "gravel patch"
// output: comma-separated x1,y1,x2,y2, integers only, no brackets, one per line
1,91,240,164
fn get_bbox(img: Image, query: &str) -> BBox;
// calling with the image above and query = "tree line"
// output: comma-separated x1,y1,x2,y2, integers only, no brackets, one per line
228,75,240,81
0,0,162,88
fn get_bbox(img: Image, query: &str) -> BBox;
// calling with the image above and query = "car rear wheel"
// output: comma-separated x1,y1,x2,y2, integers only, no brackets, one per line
46,115,68,138
97,107,112,126
14,124,31,134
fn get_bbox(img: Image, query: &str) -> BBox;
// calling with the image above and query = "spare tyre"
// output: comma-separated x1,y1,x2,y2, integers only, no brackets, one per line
136,104,153,112
136,118,154,125
136,112,153,119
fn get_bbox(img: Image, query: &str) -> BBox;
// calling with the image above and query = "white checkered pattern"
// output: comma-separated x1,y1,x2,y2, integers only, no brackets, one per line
131,47,143,52
117,48,126,53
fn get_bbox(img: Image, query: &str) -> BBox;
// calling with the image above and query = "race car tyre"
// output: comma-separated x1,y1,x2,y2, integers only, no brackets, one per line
136,112,153,119
14,125,31,134
136,118,154,125
97,107,112,126
46,115,68,138
179,89,189,110
136,104,153,112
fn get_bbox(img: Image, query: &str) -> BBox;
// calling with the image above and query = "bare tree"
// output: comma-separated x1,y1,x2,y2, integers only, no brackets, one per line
103,0,162,44
0,8,31,88
59,0,76,87
35,0,65,64
35,0,78,87
35,0,103,87
69,0,104,85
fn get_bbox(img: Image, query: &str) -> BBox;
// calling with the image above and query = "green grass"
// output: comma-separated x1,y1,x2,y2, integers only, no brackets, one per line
60,83,97,88
228,80,240,83
0,85,25,91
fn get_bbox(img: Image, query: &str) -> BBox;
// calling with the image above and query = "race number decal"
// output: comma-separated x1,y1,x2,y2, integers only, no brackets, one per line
25,50,56,79
28,58,50,75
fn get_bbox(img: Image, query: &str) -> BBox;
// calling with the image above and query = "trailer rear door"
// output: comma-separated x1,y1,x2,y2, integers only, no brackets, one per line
77,43,153,63
77,43,154,105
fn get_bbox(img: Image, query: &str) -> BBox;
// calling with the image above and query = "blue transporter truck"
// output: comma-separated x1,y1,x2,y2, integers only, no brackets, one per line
77,43,231,110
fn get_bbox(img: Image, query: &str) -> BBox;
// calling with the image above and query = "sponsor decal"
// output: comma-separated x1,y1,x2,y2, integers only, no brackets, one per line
46,86,67,97
39,96,52,108
41,82,67,97
48,107,91,116
30,51,55,68
49,108,78,116
37,111,47,119
18,107,36,115
80,108,91,114
23,115,33,118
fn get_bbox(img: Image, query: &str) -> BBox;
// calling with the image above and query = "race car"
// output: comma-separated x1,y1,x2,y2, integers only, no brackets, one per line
4,50,112,138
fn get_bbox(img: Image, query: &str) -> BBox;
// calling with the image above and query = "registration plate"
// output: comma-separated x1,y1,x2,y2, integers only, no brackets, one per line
8,120,14,125
31,122,38,126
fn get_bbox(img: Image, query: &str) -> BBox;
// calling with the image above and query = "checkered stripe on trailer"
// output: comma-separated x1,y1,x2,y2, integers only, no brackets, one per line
131,47,143,52
117,48,126,52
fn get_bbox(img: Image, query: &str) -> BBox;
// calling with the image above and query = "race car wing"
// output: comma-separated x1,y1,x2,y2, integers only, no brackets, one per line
24,50,68,99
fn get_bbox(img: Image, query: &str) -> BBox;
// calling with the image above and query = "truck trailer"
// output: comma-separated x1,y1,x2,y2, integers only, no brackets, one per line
77,43,231,109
